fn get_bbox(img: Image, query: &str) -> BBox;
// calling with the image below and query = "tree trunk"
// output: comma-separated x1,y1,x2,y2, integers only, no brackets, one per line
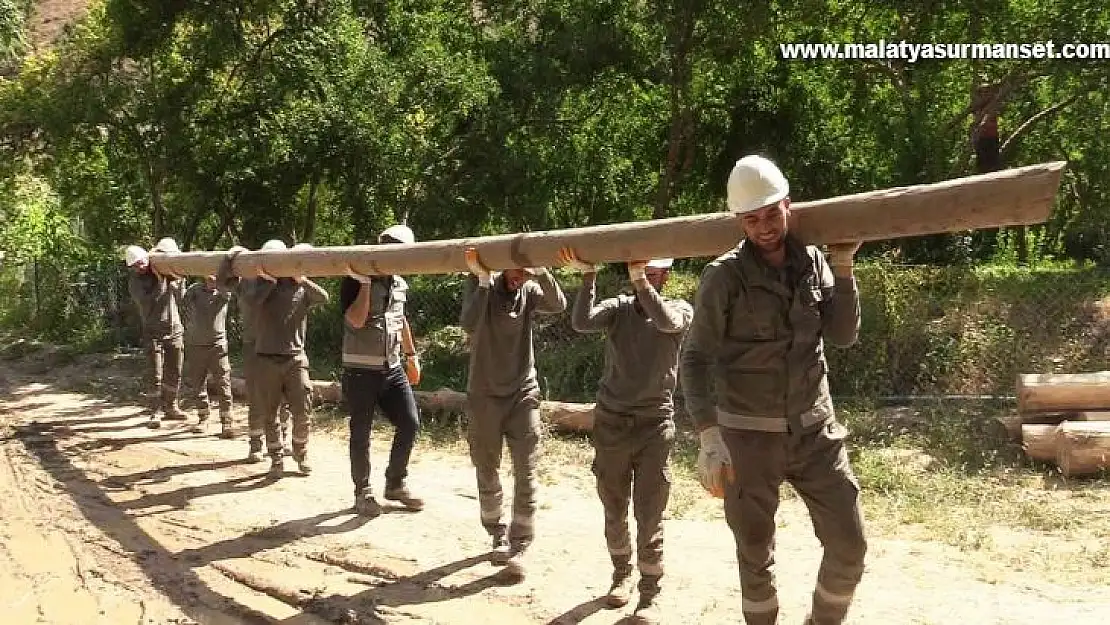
652,3,699,220
303,171,320,243
148,161,1065,278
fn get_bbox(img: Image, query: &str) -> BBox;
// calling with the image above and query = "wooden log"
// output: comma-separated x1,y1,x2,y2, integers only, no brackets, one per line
1056,421,1110,476
996,412,1071,442
1076,411,1110,421
228,376,597,432
1021,424,1059,462
1016,371,1110,414
149,161,1065,278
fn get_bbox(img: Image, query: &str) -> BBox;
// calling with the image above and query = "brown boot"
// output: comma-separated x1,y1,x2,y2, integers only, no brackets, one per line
384,482,425,511
218,411,236,439
629,576,661,625
604,563,635,608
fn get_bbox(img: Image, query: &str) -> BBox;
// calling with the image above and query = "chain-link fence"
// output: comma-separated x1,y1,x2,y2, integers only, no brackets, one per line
6,259,1110,405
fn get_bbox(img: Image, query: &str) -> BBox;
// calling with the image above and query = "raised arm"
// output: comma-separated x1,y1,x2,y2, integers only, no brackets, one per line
570,272,618,333
459,275,490,333
631,273,692,334
815,247,861,347
529,268,567,314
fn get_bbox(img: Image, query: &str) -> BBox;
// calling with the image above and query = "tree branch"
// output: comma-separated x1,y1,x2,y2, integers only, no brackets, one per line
1000,96,1080,159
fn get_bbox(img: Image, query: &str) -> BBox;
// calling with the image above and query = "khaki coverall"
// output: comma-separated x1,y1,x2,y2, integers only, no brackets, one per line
245,278,329,460
571,273,692,593
182,282,233,424
459,270,566,547
129,270,185,415
680,236,867,625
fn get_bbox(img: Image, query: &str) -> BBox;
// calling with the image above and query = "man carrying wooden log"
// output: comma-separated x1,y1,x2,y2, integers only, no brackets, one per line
560,247,692,624
222,244,294,462
459,248,567,581
126,238,188,428
245,240,330,476
181,266,236,437
340,224,426,517
680,155,867,625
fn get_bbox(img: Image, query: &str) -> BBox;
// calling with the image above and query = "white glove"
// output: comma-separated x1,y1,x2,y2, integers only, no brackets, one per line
697,426,734,498
464,248,491,286
557,247,599,273
346,264,371,284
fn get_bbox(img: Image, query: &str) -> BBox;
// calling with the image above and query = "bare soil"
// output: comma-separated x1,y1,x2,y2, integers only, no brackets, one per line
0,349,1108,625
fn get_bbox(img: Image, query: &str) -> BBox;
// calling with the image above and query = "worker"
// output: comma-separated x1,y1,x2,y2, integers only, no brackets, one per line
181,267,235,437
245,240,330,476
680,155,867,625
221,245,292,462
127,238,187,428
560,247,692,624
459,248,566,581
340,224,425,517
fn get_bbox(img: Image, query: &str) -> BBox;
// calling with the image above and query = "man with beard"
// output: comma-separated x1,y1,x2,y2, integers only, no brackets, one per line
680,155,867,625
560,248,692,625
459,249,567,581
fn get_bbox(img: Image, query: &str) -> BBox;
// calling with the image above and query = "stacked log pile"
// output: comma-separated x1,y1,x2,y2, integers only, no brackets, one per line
1012,373,1110,476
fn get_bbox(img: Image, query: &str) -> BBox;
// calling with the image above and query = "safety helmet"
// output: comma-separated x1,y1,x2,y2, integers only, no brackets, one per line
125,245,149,266
291,242,313,250
726,155,789,214
379,224,415,245
261,239,287,251
151,237,180,253
646,258,674,269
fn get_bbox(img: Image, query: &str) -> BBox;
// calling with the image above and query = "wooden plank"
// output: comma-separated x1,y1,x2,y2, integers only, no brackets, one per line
1016,371,1110,414
149,161,1066,278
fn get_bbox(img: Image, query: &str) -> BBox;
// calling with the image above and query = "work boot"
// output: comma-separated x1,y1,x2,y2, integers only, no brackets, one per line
503,541,529,582
164,397,188,420
384,482,425,511
629,576,662,625
269,456,284,476
218,411,236,439
354,491,382,518
293,447,311,475
246,437,264,462
489,532,511,565
605,563,635,608
147,415,162,429
191,414,209,434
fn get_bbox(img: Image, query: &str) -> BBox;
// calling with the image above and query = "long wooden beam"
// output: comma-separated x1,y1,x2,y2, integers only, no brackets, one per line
1017,371,1110,414
149,161,1066,278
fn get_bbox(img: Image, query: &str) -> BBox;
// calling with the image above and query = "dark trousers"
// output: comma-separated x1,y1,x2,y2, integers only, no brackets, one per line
342,365,421,497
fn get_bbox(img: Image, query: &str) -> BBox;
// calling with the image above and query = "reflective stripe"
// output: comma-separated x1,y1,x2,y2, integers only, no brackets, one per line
815,583,854,606
742,594,779,613
343,352,387,367
717,409,788,432
638,560,664,576
248,428,265,437
608,547,633,556
291,435,308,445
512,513,534,528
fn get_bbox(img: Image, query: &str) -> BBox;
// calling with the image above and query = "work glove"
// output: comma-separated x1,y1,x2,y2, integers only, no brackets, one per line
464,247,491,287
627,260,648,283
405,354,422,386
345,264,372,285
557,247,599,273
697,425,735,498
827,241,863,270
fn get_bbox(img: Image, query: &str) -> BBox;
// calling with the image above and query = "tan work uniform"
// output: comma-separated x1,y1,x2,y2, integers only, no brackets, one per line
182,282,233,423
680,236,866,625
245,278,329,460
571,273,692,587
129,270,185,415
459,270,566,547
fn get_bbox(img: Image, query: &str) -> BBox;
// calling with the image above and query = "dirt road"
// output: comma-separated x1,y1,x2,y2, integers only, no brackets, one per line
1,349,1108,624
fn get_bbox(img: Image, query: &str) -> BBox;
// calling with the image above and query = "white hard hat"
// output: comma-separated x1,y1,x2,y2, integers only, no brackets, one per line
379,224,415,245
151,237,180,253
726,155,789,214
291,242,313,250
646,258,674,269
125,245,149,266
261,239,287,251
